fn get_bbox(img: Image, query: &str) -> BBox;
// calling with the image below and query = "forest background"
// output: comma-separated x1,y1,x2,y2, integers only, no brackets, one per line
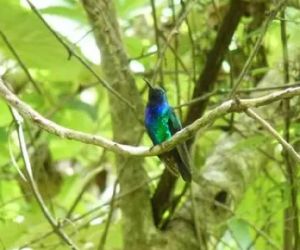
1,0,300,249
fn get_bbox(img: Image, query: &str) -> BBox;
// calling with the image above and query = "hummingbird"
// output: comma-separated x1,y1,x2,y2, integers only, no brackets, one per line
144,79,192,182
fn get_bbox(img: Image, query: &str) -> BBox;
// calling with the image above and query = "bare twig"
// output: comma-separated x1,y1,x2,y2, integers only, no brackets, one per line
185,0,243,126
170,0,182,119
20,175,159,249
24,0,136,112
2,78,300,157
150,0,164,85
159,33,193,83
246,215,274,250
230,0,286,96
66,165,105,219
151,0,195,83
191,184,205,250
97,160,127,250
245,108,300,162
280,8,300,250
160,183,189,229
0,30,42,94
175,82,300,109
182,0,197,86
10,107,79,250
97,179,118,250
7,123,27,181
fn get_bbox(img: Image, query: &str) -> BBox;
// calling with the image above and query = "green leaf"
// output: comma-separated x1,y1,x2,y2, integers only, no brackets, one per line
49,136,82,160
0,0,88,82
228,218,253,250
0,126,8,143
115,0,148,17
40,6,87,23
0,100,11,126
64,99,98,121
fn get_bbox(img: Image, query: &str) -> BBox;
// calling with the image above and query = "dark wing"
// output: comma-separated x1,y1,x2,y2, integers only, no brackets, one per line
144,106,160,145
168,108,192,182
168,108,182,134
145,125,160,145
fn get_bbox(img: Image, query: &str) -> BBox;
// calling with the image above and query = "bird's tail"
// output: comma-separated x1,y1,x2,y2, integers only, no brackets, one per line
177,159,192,182
162,148,192,182
174,145,192,182
160,154,180,178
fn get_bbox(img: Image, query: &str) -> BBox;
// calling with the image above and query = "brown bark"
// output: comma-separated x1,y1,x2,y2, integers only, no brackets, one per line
81,1,155,250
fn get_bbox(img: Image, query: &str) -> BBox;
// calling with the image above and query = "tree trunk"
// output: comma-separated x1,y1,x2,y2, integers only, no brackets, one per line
81,1,156,250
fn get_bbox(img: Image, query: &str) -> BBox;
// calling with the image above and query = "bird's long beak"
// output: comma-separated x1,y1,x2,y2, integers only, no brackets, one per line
144,78,154,90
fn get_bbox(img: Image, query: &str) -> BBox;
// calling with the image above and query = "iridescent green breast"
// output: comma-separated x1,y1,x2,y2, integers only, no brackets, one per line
145,103,172,145
152,113,172,144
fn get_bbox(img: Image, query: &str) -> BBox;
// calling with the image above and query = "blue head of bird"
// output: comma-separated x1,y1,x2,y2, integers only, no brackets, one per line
145,79,168,106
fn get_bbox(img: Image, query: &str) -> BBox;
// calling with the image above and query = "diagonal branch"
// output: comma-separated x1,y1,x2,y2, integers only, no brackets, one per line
0,30,42,94
229,0,286,97
245,108,300,162
10,107,79,250
1,77,300,158
24,0,136,113
152,0,245,227
184,0,244,126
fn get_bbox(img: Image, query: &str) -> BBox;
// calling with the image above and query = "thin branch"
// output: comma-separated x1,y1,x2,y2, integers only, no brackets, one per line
275,17,300,24
2,78,300,158
97,160,127,250
185,0,244,126
150,0,164,84
0,30,42,94
191,184,205,250
20,175,159,249
175,82,300,109
183,5,197,85
97,178,118,250
72,27,95,47
24,0,136,112
10,107,79,250
8,123,27,181
46,211,107,250
160,183,189,229
65,165,105,219
229,0,286,96
170,0,182,119
280,8,300,250
174,91,218,109
159,33,193,83
0,80,99,175
193,193,281,250
245,108,300,162
151,0,195,83
151,170,178,227
246,215,274,250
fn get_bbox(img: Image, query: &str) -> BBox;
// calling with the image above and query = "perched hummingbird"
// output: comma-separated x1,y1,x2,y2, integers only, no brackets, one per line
144,80,192,182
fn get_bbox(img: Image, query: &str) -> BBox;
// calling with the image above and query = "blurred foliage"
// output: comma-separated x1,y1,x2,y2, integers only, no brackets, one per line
0,0,300,249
